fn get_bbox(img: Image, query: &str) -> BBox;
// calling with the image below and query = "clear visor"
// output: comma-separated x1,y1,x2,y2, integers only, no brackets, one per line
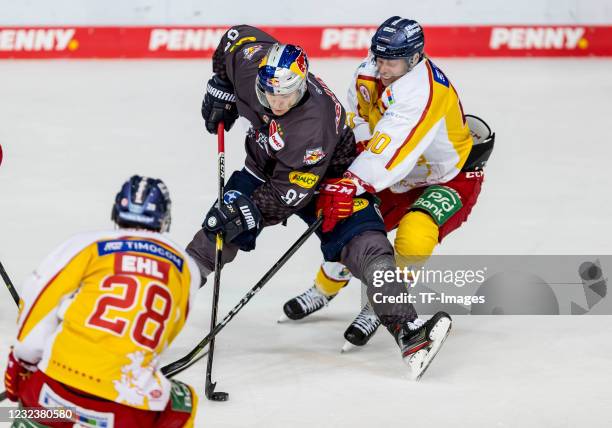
256,77,306,110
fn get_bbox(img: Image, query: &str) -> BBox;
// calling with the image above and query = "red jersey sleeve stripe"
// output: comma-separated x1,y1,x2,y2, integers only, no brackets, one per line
357,74,377,82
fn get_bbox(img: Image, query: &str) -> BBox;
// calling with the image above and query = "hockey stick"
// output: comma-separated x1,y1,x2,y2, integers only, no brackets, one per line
162,216,323,379
165,349,209,379
0,260,20,306
0,261,20,402
205,122,228,401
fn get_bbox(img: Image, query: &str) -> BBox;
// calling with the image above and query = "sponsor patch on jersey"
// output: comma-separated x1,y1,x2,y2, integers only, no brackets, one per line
412,185,462,226
353,198,369,213
429,60,450,88
98,240,184,271
303,147,326,165
243,44,262,60
249,127,269,153
268,120,285,151
115,254,170,282
170,380,194,412
289,171,319,189
358,84,371,102
384,87,395,105
40,383,115,427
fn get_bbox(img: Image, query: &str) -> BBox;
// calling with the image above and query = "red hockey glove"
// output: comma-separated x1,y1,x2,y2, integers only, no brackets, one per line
4,349,34,402
316,178,357,233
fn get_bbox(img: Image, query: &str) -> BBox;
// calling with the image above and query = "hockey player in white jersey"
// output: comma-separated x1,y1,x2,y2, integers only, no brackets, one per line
4,176,200,427
282,17,494,358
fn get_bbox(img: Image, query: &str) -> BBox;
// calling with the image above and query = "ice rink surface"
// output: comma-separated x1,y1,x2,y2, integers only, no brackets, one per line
1,58,611,427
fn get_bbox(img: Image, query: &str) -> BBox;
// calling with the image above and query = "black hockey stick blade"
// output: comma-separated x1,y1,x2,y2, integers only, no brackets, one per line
205,380,229,401
165,349,208,379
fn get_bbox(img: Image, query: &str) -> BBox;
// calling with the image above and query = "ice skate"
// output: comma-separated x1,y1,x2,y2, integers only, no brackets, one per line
279,286,335,322
393,311,452,380
341,303,381,352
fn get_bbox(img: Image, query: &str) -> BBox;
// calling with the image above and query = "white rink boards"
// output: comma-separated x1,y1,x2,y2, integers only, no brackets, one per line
0,58,611,427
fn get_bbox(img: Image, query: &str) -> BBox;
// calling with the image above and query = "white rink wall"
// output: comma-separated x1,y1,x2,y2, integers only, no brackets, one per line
1,0,612,25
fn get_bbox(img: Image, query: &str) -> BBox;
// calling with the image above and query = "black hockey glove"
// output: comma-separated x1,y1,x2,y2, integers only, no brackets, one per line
203,191,262,250
202,75,239,134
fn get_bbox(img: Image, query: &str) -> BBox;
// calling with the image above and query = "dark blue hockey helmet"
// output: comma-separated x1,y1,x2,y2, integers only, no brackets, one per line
111,175,171,232
370,16,425,59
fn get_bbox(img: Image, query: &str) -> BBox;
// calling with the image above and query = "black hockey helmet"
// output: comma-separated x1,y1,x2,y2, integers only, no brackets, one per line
370,16,425,60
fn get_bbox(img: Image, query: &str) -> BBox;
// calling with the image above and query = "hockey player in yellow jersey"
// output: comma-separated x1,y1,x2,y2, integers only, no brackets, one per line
282,17,494,354
4,176,200,428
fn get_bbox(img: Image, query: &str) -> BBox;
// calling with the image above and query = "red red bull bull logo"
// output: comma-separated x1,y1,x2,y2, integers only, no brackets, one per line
295,49,307,74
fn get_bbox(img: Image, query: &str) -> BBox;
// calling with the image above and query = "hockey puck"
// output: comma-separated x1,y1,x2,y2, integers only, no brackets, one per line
210,391,229,401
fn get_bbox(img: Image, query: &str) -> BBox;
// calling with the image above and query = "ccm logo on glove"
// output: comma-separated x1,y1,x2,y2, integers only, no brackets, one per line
316,178,357,233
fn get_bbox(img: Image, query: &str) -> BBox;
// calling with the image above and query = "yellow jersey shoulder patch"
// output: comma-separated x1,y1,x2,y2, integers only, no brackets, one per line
289,171,319,189
353,198,369,212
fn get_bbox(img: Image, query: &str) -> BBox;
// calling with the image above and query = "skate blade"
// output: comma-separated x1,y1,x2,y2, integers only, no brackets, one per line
341,341,356,353
405,317,452,381
277,314,290,323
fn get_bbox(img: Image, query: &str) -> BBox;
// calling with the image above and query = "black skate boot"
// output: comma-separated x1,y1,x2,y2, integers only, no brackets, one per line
280,286,336,321
341,303,381,352
393,311,452,380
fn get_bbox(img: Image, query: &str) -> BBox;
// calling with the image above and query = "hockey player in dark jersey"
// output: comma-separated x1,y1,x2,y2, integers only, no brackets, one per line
187,25,451,379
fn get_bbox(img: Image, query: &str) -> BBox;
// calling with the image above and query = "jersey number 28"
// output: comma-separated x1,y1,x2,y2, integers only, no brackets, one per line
86,275,172,350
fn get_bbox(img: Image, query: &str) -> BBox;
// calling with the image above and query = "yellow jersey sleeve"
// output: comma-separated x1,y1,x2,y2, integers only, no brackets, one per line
14,230,200,411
